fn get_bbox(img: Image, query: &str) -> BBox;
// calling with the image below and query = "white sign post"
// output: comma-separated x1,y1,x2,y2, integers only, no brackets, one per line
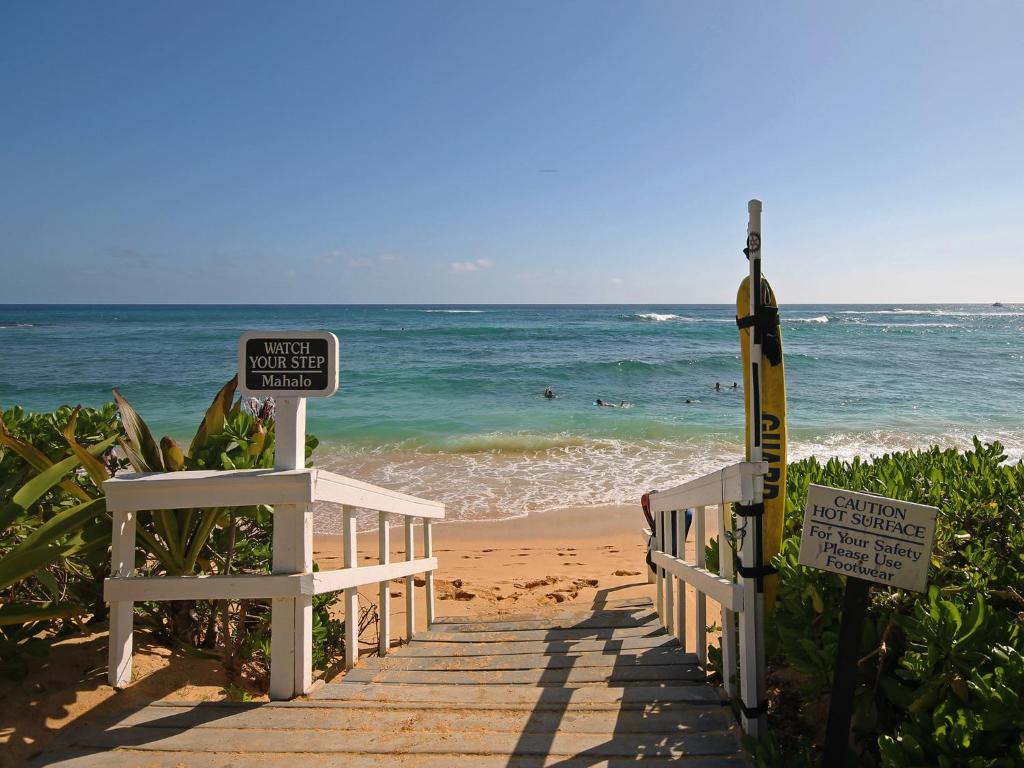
800,484,938,765
238,331,339,700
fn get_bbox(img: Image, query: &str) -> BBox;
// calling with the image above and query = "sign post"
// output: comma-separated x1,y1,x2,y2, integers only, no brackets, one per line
238,331,339,699
798,484,938,765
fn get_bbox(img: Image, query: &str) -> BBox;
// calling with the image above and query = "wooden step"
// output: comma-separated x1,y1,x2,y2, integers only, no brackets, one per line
311,682,727,707
363,648,700,672
428,611,660,633
109,701,733,735
393,634,681,657
412,625,668,643
339,663,707,686
432,598,654,624
64,724,744,759
34,748,752,767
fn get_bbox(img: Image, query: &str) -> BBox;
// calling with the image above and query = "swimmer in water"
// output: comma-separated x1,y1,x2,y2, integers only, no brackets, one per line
731,382,738,389
714,382,721,391
595,399,616,407
543,387,555,399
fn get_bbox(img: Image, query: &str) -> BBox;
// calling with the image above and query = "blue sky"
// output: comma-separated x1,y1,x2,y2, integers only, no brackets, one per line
1,2,1021,303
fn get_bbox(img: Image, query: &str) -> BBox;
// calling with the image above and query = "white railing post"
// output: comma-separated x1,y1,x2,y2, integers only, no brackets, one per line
674,508,686,651
378,512,390,656
343,506,359,670
107,508,136,689
270,397,312,700
405,518,416,639
423,519,435,627
719,503,738,699
695,505,707,666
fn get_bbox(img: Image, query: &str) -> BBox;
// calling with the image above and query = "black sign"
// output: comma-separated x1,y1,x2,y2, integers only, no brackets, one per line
238,331,339,397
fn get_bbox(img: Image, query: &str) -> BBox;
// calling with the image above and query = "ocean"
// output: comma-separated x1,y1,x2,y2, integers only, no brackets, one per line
1,304,1022,530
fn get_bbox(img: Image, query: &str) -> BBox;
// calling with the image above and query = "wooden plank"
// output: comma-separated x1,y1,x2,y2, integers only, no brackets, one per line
32,748,752,768
111,702,733,734
311,682,727,706
310,557,437,595
432,600,654,624
411,625,668,643
360,648,699,671
392,634,681,657
103,468,315,512
68,725,743,759
314,469,445,519
430,611,660,633
340,663,706,685
645,462,767,515
104,573,309,602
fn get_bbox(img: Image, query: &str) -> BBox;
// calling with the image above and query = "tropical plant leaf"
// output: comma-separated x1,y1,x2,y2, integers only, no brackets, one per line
113,389,163,471
0,415,92,503
189,376,238,455
0,603,83,627
0,452,85,530
62,406,110,486
0,543,74,591
17,497,106,553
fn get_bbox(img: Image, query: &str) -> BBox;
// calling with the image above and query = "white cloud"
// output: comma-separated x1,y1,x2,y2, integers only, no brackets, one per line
347,256,373,268
450,258,495,273
609,277,623,285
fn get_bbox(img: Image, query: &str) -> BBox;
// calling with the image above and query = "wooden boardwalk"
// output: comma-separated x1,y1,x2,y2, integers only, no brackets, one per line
33,597,749,767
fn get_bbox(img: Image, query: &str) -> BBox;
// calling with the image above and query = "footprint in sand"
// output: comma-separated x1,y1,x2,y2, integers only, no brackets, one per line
514,576,557,590
614,570,641,576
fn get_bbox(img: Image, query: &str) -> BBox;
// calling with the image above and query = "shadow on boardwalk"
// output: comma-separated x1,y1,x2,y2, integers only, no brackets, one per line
30,585,748,767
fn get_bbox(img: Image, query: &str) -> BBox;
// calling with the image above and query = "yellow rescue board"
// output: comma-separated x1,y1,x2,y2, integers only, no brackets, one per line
737,275,787,612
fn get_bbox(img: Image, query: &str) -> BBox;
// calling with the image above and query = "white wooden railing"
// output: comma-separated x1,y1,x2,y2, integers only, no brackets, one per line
643,460,768,738
103,467,444,700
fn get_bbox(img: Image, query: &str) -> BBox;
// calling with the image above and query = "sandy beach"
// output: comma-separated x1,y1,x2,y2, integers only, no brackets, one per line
1,503,670,767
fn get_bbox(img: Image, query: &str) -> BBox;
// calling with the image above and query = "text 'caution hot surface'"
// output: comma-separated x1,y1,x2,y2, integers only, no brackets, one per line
798,484,937,592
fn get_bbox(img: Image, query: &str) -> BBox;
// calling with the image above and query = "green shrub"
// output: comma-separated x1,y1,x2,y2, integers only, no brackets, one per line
0,404,124,679
762,440,1024,767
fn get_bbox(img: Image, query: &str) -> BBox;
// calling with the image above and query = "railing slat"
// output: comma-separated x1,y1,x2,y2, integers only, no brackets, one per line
654,511,664,622
378,512,390,656
719,502,738,698
343,506,359,670
664,510,675,637
423,519,435,627
674,508,686,651
695,504,707,666
405,518,416,639
646,461,767,514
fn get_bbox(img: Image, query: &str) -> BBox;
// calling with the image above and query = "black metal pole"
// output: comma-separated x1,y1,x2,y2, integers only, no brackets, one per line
821,576,871,767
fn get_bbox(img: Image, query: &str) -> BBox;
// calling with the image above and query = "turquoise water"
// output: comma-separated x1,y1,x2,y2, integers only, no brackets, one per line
2,304,1022,526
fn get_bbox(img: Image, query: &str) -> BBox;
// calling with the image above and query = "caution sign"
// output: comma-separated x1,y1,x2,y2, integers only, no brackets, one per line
238,331,339,397
797,484,937,592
